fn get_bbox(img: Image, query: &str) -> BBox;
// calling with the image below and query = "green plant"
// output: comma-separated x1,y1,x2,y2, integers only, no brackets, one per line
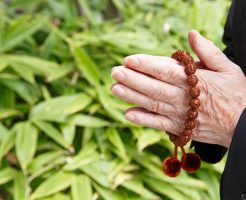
0,0,229,199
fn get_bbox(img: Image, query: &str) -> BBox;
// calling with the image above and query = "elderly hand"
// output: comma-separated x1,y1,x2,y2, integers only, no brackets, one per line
110,30,246,148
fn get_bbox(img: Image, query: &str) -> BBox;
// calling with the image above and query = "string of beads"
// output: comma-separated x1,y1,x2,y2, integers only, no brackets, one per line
162,50,201,177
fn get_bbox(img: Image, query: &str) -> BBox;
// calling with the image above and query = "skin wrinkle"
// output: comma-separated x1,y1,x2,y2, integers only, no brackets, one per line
155,113,182,133
129,55,187,89
113,83,176,117
113,66,184,106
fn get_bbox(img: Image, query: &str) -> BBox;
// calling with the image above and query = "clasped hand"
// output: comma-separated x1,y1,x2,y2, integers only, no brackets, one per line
111,30,246,148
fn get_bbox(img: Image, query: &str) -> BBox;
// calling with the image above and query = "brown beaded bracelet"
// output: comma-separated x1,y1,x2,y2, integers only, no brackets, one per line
162,50,201,177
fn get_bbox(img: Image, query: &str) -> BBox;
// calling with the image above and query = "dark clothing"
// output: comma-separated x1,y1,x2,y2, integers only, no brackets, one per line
192,0,246,199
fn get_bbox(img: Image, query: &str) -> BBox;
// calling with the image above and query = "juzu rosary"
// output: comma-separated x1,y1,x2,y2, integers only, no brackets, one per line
162,50,201,177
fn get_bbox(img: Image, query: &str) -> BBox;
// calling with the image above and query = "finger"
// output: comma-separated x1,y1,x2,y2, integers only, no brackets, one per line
123,54,187,88
111,66,187,105
189,30,234,72
124,107,182,135
111,83,184,119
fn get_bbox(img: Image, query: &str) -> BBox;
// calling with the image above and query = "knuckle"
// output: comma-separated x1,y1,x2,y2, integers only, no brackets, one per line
155,119,165,130
163,65,175,80
148,99,161,113
165,66,175,80
152,63,175,81
153,64,164,80
151,85,166,100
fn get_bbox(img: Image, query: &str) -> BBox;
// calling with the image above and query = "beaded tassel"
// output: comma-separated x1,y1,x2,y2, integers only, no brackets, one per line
162,50,201,177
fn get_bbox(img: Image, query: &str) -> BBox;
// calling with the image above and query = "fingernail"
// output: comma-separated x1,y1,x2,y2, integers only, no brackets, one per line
111,70,125,81
111,85,125,96
124,56,140,68
110,83,117,90
125,112,136,121
191,29,199,35
111,67,118,73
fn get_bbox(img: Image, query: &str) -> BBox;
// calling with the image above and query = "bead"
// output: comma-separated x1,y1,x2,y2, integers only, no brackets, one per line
189,86,200,98
189,98,200,109
181,153,201,173
185,119,197,130
182,129,192,136
181,55,194,66
187,74,198,86
173,137,184,146
162,157,182,177
184,63,196,75
180,50,191,58
171,51,182,61
171,50,187,61
187,109,198,120
179,135,191,145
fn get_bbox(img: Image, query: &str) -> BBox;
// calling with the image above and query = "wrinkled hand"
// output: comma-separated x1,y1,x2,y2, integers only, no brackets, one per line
111,30,246,148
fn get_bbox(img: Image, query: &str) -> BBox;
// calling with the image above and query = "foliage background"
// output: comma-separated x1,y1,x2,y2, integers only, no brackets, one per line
0,0,230,199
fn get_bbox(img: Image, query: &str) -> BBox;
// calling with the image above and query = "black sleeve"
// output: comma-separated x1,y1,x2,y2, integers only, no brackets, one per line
191,1,236,163
221,0,235,63
220,108,246,200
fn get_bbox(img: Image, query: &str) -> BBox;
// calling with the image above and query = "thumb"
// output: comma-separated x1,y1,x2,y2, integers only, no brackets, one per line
189,30,233,72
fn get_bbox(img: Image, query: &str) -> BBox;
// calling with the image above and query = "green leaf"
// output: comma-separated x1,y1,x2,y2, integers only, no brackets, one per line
40,30,58,59
33,121,70,149
122,178,160,200
97,88,128,123
30,171,73,199
106,127,127,160
68,114,110,127
15,121,38,170
30,93,92,121
2,54,73,82
28,151,64,173
0,108,22,120
36,193,71,200
0,84,15,108
1,78,40,104
0,128,16,162
0,60,8,72
0,4,5,47
10,62,35,84
64,143,99,171
70,43,100,86
136,129,162,152
14,172,28,200
81,163,111,188
144,176,191,200
2,16,44,51
93,182,124,200
0,167,17,185
0,122,8,142
71,175,92,200
61,123,76,146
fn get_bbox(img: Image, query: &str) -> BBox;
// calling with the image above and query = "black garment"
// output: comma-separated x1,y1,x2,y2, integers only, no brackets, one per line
192,0,246,199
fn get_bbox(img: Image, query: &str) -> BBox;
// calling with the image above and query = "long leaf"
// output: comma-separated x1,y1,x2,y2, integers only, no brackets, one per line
0,167,17,185
71,175,92,200
30,171,73,199
33,121,70,149
30,93,92,121
70,43,100,86
15,121,38,171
